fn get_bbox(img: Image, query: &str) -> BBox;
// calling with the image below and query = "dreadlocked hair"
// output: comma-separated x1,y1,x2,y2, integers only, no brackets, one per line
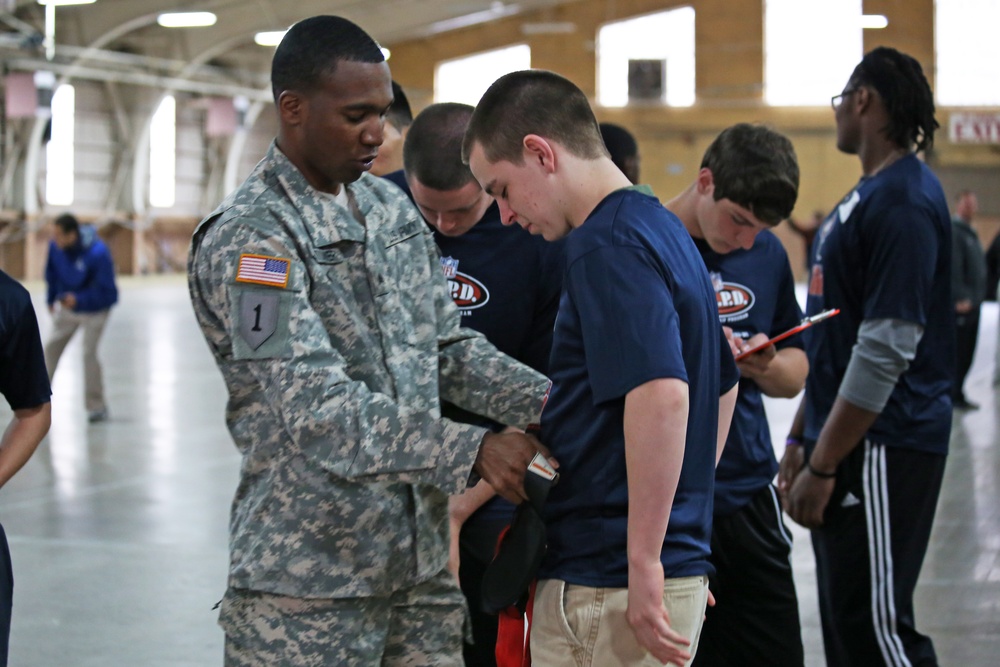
853,46,939,153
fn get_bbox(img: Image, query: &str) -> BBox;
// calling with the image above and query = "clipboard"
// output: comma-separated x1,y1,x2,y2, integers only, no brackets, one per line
734,308,840,361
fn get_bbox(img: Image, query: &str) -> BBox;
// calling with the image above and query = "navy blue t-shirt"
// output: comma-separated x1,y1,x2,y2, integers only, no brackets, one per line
804,154,953,453
0,271,51,411
697,232,803,516
384,171,563,520
538,187,740,587
383,171,562,375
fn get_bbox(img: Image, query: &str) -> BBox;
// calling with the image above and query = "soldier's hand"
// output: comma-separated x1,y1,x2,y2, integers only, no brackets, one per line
474,431,556,504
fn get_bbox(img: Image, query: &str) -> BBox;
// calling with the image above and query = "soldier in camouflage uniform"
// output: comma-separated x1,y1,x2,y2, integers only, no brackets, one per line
187,16,552,666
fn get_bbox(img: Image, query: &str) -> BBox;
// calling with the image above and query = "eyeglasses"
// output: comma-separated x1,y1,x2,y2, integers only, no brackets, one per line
830,89,857,110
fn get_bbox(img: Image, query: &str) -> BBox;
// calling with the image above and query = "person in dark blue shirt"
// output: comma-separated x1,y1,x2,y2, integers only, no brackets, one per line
781,47,953,667
43,213,118,422
384,102,563,667
465,70,740,667
667,124,807,667
0,269,52,666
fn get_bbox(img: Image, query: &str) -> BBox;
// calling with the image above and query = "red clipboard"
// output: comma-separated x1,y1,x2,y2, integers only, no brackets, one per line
734,308,840,361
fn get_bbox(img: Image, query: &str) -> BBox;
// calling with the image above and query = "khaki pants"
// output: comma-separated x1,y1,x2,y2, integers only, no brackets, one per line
44,307,110,413
531,575,709,667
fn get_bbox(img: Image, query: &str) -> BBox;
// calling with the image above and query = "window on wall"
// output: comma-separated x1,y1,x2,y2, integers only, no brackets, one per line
936,0,1000,106
434,44,531,105
764,0,862,105
597,6,695,108
149,95,176,208
45,84,75,206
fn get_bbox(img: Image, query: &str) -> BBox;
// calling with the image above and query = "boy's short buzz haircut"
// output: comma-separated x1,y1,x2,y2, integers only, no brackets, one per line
462,70,608,166
701,123,799,226
404,103,476,191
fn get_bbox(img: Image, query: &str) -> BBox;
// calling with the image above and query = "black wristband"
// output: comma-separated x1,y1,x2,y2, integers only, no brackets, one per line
785,435,803,447
806,460,837,479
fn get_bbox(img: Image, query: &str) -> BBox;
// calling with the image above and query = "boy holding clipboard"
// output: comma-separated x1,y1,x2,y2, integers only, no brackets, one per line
666,123,809,667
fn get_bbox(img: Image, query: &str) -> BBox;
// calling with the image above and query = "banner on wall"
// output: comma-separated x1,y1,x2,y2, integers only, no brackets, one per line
3,72,36,118
206,97,238,137
949,113,1000,144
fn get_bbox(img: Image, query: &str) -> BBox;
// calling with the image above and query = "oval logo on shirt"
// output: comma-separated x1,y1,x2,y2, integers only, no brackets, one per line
448,272,490,311
716,282,755,320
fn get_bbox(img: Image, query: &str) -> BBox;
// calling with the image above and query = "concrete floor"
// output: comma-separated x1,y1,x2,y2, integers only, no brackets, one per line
1,275,998,666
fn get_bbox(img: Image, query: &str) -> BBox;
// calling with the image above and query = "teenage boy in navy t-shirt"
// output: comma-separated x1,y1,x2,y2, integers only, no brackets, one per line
0,270,52,666
781,48,953,667
667,124,808,667
385,102,563,667
464,70,739,667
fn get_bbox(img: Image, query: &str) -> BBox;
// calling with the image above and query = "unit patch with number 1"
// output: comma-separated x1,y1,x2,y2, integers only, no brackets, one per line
239,292,279,350
228,253,296,359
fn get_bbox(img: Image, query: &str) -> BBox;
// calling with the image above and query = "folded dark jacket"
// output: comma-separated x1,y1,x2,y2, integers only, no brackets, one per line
481,453,556,614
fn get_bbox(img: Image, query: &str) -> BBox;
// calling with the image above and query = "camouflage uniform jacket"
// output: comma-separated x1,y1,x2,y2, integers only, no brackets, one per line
188,142,549,599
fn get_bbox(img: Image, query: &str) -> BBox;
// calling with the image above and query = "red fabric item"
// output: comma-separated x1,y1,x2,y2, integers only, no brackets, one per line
493,525,537,667
496,579,536,667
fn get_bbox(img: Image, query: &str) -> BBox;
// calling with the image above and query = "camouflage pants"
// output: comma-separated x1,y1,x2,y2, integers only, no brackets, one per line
219,570,465,666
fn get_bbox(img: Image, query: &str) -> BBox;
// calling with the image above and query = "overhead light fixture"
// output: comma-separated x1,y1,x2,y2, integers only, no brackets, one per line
861,14,888,29
381,47,391,60
38,0,98,62
36,0,97,6
521,22,576,36
421,2,521,37
254,30,287,47
158,12,217,28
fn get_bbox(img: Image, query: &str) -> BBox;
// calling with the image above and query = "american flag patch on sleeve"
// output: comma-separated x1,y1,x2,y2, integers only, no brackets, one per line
235,254,290,288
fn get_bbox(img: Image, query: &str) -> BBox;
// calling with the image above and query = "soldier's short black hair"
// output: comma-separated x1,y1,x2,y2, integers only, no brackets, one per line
849,46,938,153
271,15,385,103
462,70,608,165
54,213,80,235
700,124,799,226
404,103,475,191
388,81,413,130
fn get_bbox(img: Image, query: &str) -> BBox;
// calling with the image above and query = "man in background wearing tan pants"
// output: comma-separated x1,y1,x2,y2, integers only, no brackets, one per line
44,213,118,423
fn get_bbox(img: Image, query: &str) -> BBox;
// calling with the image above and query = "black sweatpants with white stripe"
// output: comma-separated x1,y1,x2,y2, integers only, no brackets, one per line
811,440,946,667
694,484,804,667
